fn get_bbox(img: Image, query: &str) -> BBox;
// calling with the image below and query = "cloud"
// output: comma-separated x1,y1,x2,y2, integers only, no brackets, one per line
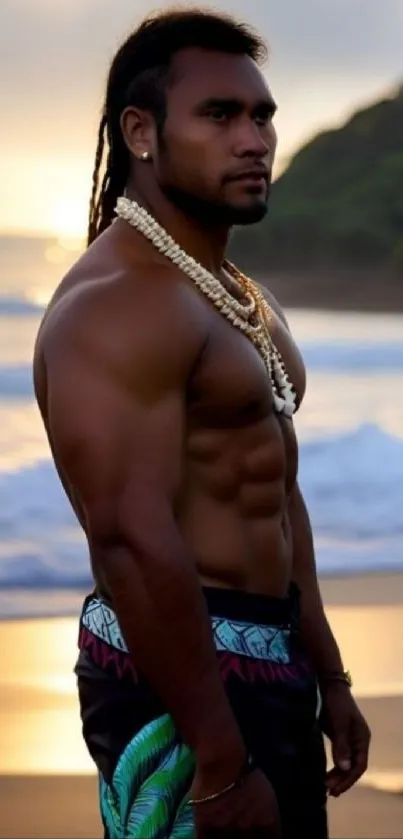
2,0,402,79
0,0,402,224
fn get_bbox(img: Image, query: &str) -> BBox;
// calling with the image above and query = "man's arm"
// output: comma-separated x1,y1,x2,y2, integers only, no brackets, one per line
289,481,371,794
260,282,371,791
42,283,246,792
288,482,344,677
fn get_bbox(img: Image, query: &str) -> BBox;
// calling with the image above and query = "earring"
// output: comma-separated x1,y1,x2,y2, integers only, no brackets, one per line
140,151,150,161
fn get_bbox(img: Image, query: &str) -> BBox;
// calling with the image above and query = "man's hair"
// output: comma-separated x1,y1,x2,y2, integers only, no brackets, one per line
87,7,267,246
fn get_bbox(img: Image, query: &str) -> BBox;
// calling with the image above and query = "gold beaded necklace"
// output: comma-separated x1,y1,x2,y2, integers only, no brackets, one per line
115,196,297,417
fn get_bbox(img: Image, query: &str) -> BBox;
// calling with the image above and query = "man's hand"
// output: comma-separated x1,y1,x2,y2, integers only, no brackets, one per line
191,767,281,838
321,682,371,797
286,481,371,797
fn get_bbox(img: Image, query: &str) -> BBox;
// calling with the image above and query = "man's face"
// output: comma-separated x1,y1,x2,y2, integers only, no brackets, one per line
154,48,278,226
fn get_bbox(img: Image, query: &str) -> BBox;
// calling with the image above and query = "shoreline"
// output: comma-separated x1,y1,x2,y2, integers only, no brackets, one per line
258,271,403,314
1,569,402,622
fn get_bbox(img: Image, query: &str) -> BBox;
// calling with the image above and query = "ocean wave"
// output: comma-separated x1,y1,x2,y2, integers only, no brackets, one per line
0,296,45,316
0,459,89,588
0,423,402,593
299,423,403,540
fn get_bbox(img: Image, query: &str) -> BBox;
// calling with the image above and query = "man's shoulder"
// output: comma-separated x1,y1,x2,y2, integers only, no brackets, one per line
36,248,208,381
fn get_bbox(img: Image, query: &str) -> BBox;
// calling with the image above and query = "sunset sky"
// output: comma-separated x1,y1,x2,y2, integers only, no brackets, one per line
1,0,402,238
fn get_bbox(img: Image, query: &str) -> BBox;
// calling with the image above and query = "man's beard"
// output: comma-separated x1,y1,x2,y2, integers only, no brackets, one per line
160,181,270,228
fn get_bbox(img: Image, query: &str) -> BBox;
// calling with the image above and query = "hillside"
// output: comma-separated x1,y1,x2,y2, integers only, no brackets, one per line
229,84,403,310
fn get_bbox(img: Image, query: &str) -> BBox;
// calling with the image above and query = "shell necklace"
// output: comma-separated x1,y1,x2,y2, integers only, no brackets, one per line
115,196,297,417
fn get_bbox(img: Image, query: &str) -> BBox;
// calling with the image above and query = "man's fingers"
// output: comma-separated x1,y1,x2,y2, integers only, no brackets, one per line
328,743,369,797
331,729,352,772
347,725,370,786
326,766,350,796
331,766,362,797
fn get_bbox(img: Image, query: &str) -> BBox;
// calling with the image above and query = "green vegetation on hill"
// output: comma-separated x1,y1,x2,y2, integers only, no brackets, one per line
229,85,403,277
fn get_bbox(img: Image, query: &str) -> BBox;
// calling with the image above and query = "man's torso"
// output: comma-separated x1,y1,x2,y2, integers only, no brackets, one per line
33,220,306,599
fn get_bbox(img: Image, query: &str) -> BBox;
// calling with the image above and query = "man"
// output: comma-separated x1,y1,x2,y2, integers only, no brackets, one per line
33,8,370,838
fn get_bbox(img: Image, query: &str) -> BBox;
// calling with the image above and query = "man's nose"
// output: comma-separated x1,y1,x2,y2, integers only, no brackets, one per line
233,118,276,159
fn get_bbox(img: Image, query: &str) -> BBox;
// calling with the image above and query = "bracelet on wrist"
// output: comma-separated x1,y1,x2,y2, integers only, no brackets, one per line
188,753,256,806
321,669,353,688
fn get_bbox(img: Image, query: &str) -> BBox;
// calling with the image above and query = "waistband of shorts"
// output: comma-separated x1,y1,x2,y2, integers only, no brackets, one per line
202,582,300,627
84,582,300,628
79,589,298,665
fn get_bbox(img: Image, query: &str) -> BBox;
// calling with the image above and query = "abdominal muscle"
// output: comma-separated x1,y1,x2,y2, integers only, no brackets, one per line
178,419,296,598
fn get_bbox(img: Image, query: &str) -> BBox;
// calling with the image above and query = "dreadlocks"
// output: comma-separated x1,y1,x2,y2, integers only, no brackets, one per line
87,7,267,247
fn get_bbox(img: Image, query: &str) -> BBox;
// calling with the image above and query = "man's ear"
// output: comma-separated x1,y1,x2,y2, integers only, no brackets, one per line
120,106,155,161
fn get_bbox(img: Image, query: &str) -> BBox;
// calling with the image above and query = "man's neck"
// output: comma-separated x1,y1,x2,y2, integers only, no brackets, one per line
126,182,229,276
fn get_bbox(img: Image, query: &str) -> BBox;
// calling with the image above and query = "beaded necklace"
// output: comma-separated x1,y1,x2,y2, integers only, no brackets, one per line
115,196,297,417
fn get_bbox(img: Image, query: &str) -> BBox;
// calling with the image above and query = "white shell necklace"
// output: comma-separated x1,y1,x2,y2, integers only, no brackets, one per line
115,196,297,417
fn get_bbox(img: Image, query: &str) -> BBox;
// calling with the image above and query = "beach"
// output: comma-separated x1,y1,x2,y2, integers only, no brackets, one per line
1,774,403,839
1,571,403,838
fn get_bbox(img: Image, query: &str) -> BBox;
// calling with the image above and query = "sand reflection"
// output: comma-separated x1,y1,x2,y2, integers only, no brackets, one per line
1,602,403,774
0,618,93,774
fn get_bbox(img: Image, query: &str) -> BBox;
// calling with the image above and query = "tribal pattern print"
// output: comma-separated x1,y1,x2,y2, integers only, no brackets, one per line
81,597,291,663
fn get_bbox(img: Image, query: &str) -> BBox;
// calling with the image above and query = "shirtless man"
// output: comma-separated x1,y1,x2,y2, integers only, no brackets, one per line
33,8,370,838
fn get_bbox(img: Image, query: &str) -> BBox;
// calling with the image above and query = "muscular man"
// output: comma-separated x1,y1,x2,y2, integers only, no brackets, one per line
33,9,370,838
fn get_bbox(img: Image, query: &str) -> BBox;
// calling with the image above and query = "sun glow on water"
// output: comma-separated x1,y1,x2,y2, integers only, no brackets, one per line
51,196,87,241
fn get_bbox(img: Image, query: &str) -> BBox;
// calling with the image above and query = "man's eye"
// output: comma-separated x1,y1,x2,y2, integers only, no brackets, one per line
254,108,274,126
207,109,229,122
255,114,269,126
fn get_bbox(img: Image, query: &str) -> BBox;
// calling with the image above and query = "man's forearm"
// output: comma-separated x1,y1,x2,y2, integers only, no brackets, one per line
92,519,245,773
289,483,344,677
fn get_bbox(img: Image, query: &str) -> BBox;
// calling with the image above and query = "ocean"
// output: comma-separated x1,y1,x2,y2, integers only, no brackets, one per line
1,236,403,619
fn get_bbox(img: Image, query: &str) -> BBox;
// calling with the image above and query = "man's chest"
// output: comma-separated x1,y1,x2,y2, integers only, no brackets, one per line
187,305,305,428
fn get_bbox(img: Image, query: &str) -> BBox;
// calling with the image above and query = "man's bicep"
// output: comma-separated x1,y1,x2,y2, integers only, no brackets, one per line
46,348,186,526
